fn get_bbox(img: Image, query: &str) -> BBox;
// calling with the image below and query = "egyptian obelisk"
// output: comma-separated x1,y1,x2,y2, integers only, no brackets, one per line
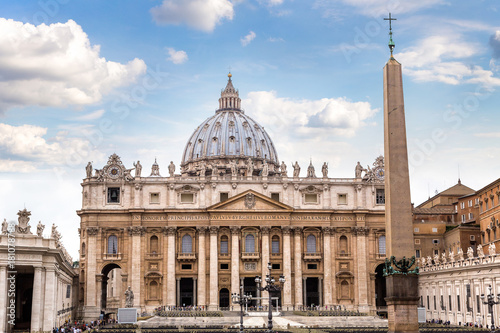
383,14,419,333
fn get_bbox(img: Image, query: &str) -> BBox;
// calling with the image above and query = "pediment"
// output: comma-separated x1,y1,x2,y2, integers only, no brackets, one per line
207,190,293,212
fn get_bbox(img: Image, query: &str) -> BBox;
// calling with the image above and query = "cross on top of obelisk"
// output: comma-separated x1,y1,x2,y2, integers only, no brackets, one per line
384,13,397,55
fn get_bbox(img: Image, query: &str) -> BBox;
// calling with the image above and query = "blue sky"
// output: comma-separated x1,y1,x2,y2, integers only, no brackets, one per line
1,0,500,259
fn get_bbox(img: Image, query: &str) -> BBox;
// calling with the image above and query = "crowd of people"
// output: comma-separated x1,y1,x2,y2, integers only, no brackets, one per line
52,318,114,332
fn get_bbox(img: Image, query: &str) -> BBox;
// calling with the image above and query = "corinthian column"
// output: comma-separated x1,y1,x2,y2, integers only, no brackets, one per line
230,226,240,307
31,266,43,331
322,227,333,307
197,226,207,308
128,226,145,306
353,226,369,312
166,227,176,306
86,227,99,308
261,226,270,306
293,227,303,309
209,226,219,310
282,226,292,310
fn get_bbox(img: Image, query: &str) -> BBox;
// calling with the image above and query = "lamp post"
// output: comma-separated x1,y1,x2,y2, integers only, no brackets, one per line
255,262,286,333
481,284,500,331
231,285,252,333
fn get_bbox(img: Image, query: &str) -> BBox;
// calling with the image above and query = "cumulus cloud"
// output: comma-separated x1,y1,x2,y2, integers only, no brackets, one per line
396,34,500,86
244,91,377,137
151,0,234,32
490,31,500,58
0,160,37,173
73,109,105,121
0,123,104,168
166,47,188,64
241,31,256,46
258,0,284,6
0,19,146,112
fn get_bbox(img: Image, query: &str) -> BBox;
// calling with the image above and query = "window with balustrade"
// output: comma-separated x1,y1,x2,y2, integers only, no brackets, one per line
182,234,192,253
306,235,316,253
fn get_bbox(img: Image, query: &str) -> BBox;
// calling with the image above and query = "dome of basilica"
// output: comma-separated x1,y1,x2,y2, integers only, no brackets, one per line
181,74,280,177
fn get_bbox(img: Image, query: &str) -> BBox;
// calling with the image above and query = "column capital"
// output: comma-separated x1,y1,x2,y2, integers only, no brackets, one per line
261,226,271,235
281,226,291,235
351,226,369,236
322,226,333,235
128,226,146,236
209,226,219,235
87,227,99,236
230,226,240,235
163,226,176,236
292,226,303,235
197,226,208,234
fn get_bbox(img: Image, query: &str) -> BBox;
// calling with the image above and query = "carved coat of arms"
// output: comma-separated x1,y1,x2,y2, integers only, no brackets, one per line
16,209,32,234
244,193,256,209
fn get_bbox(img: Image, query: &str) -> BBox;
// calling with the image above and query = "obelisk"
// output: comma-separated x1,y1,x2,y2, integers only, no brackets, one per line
383,14,419,333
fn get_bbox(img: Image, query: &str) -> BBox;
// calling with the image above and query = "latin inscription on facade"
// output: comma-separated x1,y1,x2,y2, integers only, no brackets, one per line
168,215,208,221
211,214,289,221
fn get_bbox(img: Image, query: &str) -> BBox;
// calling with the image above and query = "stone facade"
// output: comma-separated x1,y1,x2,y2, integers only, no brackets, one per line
0,210,78,332
77,75,389,320
419,251,500,327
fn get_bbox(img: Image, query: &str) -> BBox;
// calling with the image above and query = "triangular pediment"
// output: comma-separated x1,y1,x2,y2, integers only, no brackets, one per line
207,190,293,212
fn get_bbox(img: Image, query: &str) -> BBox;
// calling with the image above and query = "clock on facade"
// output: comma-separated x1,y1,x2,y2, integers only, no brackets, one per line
107,165,121,178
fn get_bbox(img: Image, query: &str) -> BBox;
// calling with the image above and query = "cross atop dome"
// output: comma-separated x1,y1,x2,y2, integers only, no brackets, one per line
218,72,241,111
384,13,397,56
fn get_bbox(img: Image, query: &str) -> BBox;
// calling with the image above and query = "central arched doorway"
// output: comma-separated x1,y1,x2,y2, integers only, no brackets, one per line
219,288,230,309
101,263,122,318
375,263,387,318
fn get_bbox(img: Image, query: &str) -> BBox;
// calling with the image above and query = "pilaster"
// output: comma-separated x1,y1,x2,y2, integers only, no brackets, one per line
293,227,303,308
209,226,219,310
0,266,7,333
197,226,207,308
261,226,270,306
282,226,292,310
31,266,43,331
230,226,240,307
166,227,176,306
322,227,333,307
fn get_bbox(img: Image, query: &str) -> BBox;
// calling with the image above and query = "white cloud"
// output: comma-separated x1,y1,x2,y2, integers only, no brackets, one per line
314,0,446,17
0,123,104,168
244,90,377,138
166,47,188,64
241,31,256,47
258,0,284,6
0,19,146,112
0,160,37,173
268,37,284,42
73,109,105,121
396,34,500,86
474,132,500,138
151,0,234,32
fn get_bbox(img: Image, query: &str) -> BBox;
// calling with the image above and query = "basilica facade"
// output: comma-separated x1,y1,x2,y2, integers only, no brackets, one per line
77,74,388,320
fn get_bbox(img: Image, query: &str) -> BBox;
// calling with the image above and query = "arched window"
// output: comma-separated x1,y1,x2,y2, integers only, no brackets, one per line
150,235,159,254
272,235,280,254
378,235,386,255
182,234,192,253
150,281,158,299
245,234,255,253
108,235,118,254
81,242,86,257
306,235,316,253
220,235,229,254
339,235,348,254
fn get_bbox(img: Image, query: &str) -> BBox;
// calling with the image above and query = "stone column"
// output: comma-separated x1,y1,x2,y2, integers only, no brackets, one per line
128,226,144,307
294,227,303,309
193,278,197,306
322,227,333,307
86,227,99,309
319,277,323,307
176,278,181,306
43,267,56,331
261,226,270,306
121,275,128,308
166,227,176,306
31,266,43,331
0,266,7,333
282,226,293,310
230,226,240,307
353,226,369,312
96,274,103,310
209,226,219,310
331,229,337,304
197,227,207,308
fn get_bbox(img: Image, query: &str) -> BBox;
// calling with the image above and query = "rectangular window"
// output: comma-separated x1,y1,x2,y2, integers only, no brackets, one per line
304,194,318,203
469,213,474,220
414,227,420,233
220,263,229,270
449,295,452,310
220,238,228,254
432,228,438,233
181,264,192,270
434,295,436,310
420,296,423,307
376,189,385,204
66,285,71,298
272,263,280,270
338,194,347,205
219,192,229,202
457,295,460,312
150,193,160,204
181,193,194,203
468,200,473,207
461,202,465,209
415,239,420,244
477,295,480,312
307,263,317,270
107,187,120,203
427,295,430,310
271,192,280,201
271,239,280,254
440,295,444,310
415,249,421,258
461,214,466,222
434,249,439,256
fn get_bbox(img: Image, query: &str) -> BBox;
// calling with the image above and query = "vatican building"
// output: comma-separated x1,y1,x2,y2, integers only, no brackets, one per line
78,74,388,321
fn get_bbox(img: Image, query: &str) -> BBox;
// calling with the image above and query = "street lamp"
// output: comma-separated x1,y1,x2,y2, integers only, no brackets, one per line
255,262,286,333
481,284,500,331
231,285,252,333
